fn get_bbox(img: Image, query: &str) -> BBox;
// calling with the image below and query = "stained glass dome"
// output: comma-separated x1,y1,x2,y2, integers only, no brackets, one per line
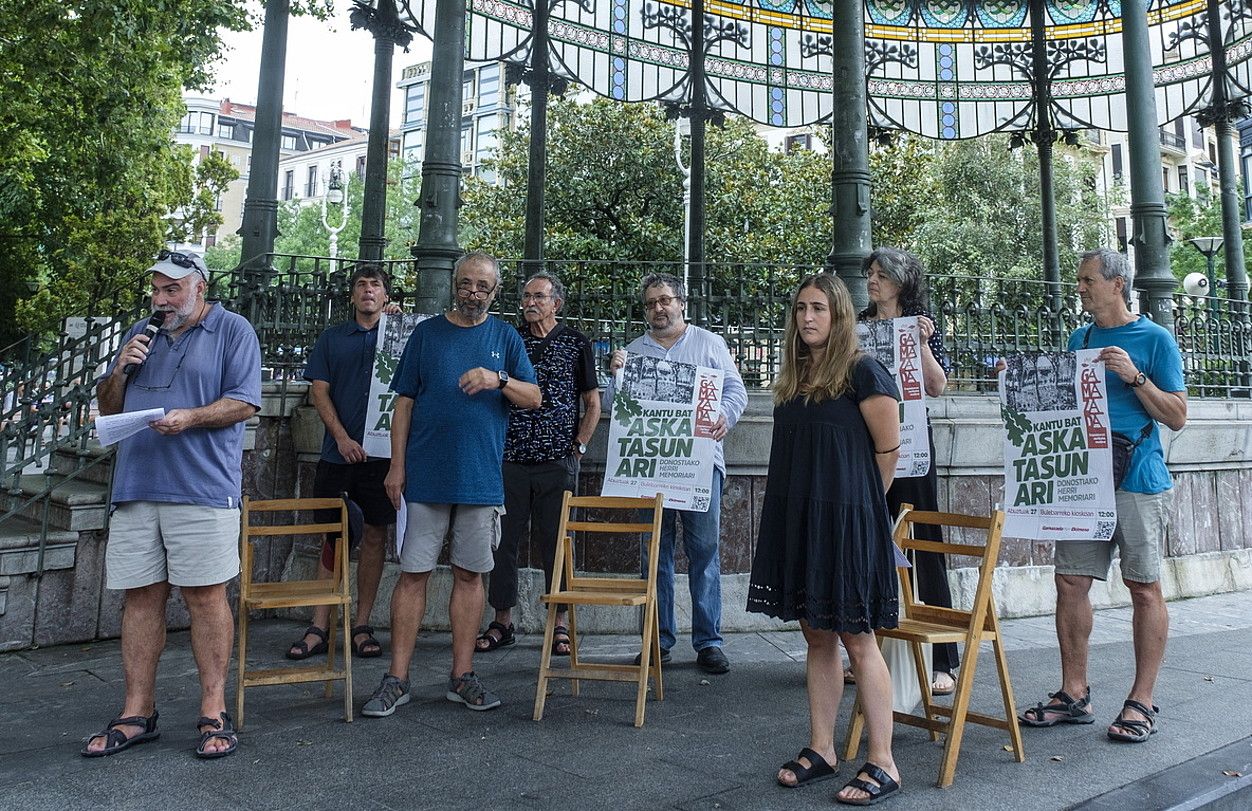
397,0,1252,138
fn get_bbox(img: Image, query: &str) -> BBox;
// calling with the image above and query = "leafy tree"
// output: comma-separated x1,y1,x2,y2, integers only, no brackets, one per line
168,148,240,245
1165,190,1250,288
0,0,333,349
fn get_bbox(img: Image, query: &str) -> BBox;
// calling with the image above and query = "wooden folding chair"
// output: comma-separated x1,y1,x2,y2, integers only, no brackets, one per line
844,506,1024,788
236,496,353,728
533,492,665,728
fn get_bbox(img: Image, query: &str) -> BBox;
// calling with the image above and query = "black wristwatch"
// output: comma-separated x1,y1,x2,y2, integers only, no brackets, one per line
1128,371,1147,388
497,370,509,389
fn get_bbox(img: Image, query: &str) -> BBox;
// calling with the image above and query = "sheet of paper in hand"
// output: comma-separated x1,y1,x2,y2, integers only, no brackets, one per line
998,349,1116,541
363,312,435,458
601,353,725,512
857,317,930,478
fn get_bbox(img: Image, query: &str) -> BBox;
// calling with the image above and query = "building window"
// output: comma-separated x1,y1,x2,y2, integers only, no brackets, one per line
356,155,367,178
282,134,298,151
785,133,812,152
462,73,476,105
1196,166,1207,192
200,145,211,160
405,84,427,126
206,230,217,249
246,154,252,174
198,112,214,135
178,112,196,134
1111,144,1123,181
306,165,318,197
460,122,473,162
1115,217,1128,252
218,122,234,139
1178,166,1189,195
476,116,497,164
479,66,500,108
1210,142,1218,164
1162,167,1170,192
213,193,223,212
282,170,294,201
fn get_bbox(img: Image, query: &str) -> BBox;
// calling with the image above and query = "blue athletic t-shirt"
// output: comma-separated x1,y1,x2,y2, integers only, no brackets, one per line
1067,316,1185,495
390,314,536,504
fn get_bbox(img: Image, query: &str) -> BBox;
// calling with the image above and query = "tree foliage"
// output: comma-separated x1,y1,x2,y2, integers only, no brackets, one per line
0,0,334,349
1166,189,1250,287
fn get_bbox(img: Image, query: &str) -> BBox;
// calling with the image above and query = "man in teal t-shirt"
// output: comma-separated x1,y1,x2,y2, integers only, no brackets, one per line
360,252,541,718
1020,248,1188,745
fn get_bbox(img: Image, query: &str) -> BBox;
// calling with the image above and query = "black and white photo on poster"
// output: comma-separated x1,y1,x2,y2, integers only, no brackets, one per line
621,355,696,404
856,320,896,369
1003,352,1078,413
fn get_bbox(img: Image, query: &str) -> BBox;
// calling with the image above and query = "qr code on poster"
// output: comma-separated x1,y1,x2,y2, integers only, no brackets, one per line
1095,520,1116,540
690,495,710,512
909,461,928,477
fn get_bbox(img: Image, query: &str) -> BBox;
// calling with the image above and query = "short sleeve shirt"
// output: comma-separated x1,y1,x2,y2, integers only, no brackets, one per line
303,320,378,464
105,304,262,508
504,323,598,464
1067,316,1185,494
390,314,536,504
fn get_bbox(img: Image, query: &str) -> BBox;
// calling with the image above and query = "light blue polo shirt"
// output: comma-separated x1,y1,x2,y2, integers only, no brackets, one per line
104,304,262,508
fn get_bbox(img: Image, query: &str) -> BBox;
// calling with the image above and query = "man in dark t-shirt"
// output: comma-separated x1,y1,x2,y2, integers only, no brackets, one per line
475,271,601,657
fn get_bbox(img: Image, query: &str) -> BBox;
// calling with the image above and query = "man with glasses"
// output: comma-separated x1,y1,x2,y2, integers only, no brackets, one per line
608,272,747,674
475,271,601,657
285,265,398,663
364,251,541,716
84,251,260,759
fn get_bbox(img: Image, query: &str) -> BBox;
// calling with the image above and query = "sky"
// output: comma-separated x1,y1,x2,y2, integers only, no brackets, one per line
206,2,433,129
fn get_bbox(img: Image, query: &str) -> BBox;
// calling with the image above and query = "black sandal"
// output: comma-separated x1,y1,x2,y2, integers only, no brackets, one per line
195,711,238,759
1019,687,1095,727
80,710,160,757
777,747,838,788
836,762,902,806
475,621,515,652
286,625,328,660
351,624,382,658
552,624,571,657
1107,699,1158,743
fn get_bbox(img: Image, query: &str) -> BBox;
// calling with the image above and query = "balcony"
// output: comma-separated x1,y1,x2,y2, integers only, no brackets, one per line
1159,128,1188,155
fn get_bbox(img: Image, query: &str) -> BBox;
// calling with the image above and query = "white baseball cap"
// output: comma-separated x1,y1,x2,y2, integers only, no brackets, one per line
148,250,209,281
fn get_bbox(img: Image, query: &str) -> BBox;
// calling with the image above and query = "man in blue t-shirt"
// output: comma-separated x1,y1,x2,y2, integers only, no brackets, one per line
84,251,261,760
1020,248,1188,745
361,252,540,717
285,266,397,663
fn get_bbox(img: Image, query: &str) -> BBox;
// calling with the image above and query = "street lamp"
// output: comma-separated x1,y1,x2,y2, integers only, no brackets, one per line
320,164,350,258
1187,236,1224,312
674,117,691,296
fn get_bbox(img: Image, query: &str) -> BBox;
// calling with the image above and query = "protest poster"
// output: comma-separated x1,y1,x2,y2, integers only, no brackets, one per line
856,316,930,478
601,354,725,511
998,349,1116,541
362,312,434,458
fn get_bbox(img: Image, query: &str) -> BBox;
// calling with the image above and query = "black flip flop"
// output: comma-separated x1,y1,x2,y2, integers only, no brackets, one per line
286,625,328,660
778,747,839,788
552,624,572,657
475,621,515,652
195,711,238,760
81,710,160,757
836,762,902,806
1107,699,1158,743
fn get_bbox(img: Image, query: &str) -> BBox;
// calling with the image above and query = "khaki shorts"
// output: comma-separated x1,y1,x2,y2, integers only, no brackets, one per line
1053,489,1172,583
106,502,241,590
400,503,503,574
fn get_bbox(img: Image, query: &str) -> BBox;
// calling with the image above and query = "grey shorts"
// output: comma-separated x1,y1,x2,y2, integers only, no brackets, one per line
106,502,241,590
1054,489,1172,583
400,503,503,574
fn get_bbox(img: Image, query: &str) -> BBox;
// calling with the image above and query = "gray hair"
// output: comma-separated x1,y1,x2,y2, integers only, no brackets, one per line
1080,248,1132,304
525,270,566,304
861,247,926,315
639,272,686,305
454,251,502,287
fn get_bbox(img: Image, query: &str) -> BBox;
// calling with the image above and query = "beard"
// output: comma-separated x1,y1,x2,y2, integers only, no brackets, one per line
457,297,490,321
158,297,200,331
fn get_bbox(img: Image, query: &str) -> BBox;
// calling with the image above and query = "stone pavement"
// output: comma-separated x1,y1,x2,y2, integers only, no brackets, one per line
1,590,1250,811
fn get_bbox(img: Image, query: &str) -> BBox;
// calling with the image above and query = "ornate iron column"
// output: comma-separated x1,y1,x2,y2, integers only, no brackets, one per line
237,0,289,282
517,0,567,276
1030,0,1061,303
352,1,414,264
1122,2,1175,328
826,0,871,308
410,0,467,314
1200,0,1250,302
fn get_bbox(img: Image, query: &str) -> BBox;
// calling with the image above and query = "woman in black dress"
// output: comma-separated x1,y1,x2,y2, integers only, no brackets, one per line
856,247,959,696
747,274,903,805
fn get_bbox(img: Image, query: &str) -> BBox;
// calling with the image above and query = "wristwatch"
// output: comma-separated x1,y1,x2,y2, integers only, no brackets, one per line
497,370,509,389
577,442,588,454
1128,371,1147,388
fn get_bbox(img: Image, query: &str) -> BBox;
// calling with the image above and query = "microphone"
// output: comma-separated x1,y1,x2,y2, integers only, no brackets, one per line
123,310,167,376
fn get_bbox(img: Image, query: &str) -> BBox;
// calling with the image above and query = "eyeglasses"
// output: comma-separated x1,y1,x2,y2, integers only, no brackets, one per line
521,293,552,302
131,328,199,391
158,250,205,274
644,295,680,310
456,280,497,299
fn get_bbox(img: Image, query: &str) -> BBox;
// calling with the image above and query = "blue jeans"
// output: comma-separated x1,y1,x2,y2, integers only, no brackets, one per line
643,469,724,652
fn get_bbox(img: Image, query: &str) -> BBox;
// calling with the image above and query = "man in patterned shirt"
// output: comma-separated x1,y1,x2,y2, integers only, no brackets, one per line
476,271,601,656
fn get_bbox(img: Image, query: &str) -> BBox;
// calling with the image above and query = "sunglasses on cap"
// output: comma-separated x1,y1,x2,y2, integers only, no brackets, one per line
157,250,206,272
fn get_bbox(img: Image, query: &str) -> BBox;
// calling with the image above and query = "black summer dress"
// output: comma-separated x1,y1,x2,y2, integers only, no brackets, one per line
746,356,900,633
